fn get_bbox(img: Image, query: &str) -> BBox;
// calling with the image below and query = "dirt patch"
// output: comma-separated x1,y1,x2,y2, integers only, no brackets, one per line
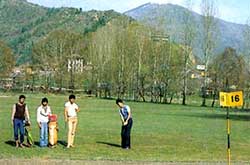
0,159,247,165
0,95,10,97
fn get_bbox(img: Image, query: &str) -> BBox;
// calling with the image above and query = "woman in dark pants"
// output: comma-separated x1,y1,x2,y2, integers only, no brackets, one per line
116,98,133,149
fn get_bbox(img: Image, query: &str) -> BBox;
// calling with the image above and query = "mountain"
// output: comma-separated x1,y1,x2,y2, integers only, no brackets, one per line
125,3,247,59
0,0,122,64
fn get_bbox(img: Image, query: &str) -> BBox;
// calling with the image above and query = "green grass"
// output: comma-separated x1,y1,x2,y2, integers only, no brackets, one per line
0,93,250,163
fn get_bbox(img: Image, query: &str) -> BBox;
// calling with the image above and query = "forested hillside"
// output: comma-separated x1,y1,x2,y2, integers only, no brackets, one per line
0,0,121,64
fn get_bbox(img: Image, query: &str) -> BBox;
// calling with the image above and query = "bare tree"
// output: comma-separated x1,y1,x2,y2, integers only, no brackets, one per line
243,18,250,108
181,0,196,105
200,0,218,106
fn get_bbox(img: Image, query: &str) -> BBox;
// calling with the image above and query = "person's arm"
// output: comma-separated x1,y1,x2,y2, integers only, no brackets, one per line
48,106,52,115
25,105,31,124
11,104,16,126
124,106,131,126
75,104,80,112
64,107,68,122
37,107,41,128
119,112,125,124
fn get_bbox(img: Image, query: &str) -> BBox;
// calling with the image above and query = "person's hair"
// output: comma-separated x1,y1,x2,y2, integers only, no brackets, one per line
69,94,76,100
19,95,26,100
41,97,48,103
116,98,123,105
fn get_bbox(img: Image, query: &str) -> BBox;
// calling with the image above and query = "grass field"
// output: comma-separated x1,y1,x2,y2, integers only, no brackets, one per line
0,93,250,163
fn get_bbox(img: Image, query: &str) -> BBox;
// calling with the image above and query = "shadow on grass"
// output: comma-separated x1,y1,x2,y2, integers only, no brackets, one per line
33,141,40,147
5,140,32,148
5,140,15,147
96,141,121,148
57,140,67,147
32,141,67,147
169,112,250,121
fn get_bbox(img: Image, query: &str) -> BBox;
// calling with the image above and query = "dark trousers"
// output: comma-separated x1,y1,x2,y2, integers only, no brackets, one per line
121,118,133,148
13,118,24,143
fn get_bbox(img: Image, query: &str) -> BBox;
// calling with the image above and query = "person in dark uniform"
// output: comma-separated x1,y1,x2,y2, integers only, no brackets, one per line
116,98,133,149
11,95,31,148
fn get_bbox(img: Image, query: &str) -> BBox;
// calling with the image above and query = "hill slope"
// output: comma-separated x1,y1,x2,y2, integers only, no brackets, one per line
0,0,122,64
125,3,247,58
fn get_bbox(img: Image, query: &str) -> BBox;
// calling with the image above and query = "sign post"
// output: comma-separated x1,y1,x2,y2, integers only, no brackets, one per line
219,91,243,165
226,107,230,165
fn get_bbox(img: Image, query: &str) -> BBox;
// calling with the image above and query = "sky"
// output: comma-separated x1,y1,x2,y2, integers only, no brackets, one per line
27,0,250,24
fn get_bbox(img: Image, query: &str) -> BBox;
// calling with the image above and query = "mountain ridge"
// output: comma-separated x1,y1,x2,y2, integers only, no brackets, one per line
124,3,247,58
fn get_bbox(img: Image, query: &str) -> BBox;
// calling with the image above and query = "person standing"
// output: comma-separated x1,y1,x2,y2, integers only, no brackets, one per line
11,95,31,148
116,98,133,149
37,98,51,147
64,94,80,148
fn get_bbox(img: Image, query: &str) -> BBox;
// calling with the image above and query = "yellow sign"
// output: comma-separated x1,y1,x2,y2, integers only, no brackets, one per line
219,92,228,107
228,91,243,107
219,91,243,107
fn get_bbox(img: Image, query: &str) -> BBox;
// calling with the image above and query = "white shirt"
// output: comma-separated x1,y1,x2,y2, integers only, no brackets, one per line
65,101,79,117
37,105,51,123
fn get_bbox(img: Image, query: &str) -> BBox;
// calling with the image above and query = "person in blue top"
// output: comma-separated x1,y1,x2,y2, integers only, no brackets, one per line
116,98,133,149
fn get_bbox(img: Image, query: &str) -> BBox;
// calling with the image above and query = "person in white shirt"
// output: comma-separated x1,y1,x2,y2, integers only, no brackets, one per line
64,94,80,148
37,98,51,147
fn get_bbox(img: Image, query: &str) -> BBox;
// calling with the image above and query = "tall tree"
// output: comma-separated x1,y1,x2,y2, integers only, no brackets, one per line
200,0,218,106
127,23,152,101
89,17,132,98
89,21,116,98
181,0,196,105
242,19,250,108
32,30,88,90
210,47,245,93
0,40,15,77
